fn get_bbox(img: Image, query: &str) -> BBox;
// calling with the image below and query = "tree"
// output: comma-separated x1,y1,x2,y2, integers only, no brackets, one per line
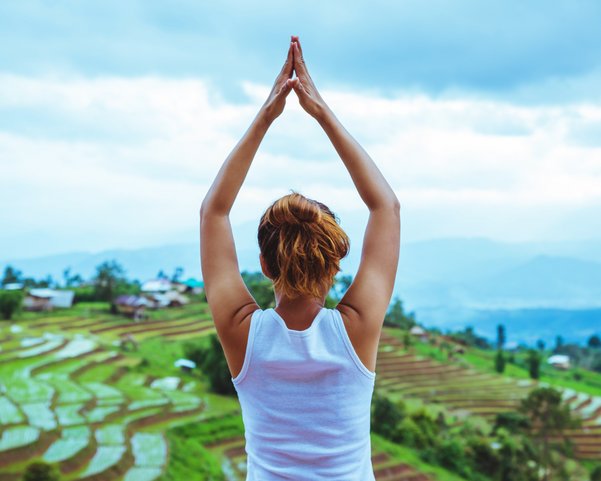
171,266,184,283
331,274,352,299
92,260,130,302
497,324,506,349
591,465,601,481
519,387,581,481
493,411,531,434
2,265,23,285
537,339,546,351
241,271,274,309
184,334,236,396
451,326,490,349
0,290,24,320
371,393,405,440
588,335,601,349
495,349,506,373
62,267,83,288
384,297,415,329
494,429,538,481
554,335,564,353
22,461,60,481
527,349,541,380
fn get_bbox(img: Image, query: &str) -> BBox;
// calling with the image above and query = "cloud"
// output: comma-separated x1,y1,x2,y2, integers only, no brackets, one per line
1,1,601,101
1,72,601,260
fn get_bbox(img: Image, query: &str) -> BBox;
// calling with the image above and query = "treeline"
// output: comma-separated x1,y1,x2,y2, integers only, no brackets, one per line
0,261,188,320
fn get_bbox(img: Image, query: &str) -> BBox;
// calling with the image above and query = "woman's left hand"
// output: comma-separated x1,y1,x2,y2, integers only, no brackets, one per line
260,41,295,124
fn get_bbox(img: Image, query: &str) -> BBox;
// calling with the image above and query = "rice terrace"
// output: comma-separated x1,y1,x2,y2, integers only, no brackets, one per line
1,293,600,481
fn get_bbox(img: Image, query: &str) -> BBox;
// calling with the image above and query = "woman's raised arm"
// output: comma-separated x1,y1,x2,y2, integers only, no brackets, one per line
200,41,295,334
290,38,401,336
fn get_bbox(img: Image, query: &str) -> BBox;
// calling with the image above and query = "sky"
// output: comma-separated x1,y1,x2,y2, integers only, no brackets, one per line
1,0,601,261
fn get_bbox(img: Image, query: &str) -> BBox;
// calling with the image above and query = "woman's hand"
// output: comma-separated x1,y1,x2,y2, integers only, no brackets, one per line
260,41,295,125
288,36,329,120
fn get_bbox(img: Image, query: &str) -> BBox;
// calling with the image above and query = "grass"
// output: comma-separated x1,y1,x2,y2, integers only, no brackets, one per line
42,426,91,462
0,396,24,424
2,300,598,480
371,433,472,481
0,425,40,450
130,432,167,467
123,467,164,481
20,402,57,430
55,403,88,425
5,378,55,404
389,328,601,398
80,445,127,476
95,425,126,445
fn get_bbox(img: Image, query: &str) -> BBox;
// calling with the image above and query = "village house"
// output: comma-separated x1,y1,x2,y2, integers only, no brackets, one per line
23,288,75,311
547,354,571,370
114,295,150,321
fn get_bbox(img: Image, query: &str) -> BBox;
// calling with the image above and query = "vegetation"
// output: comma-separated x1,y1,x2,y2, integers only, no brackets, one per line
519,387,582,481
241,270,274,309
21,461,60,481
93,259,139,303
497,324,506,350
371,390,539,480
527,349,541,380
0,289,23,320
2,265,56,289
184,334,236,396
159,421,230,481
495,349,506,373
384,296,416,329
2,263,601,481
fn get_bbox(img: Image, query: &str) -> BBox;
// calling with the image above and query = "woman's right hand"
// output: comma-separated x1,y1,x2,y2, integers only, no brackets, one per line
288,36,329,121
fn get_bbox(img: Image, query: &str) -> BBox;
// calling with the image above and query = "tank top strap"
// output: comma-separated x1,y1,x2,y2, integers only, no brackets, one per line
331,309,377,380
231,308,263,385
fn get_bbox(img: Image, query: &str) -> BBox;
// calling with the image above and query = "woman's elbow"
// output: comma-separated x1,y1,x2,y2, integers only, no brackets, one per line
392,196,401,217
199,200,227,221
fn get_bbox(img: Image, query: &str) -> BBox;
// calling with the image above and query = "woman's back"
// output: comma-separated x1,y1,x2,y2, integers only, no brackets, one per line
200,36,400,481
233,308,376,481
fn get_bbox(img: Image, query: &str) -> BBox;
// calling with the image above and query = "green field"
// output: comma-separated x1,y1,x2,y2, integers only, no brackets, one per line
1,300,599,480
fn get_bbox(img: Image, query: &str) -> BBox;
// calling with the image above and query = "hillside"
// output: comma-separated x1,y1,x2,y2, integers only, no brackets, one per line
0,302,473,481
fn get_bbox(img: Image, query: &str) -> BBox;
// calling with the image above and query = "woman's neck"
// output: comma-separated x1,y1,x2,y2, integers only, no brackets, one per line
274,294,326,328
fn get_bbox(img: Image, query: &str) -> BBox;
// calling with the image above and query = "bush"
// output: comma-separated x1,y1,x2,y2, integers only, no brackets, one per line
160,423,226,481
493,411,531,434
590,465,601,481
395,417,430,448
22,461,60,481
435,438,469,476
526,349,541,379
466,436,501,478
371,394,405,440
71,285,97,303
0,289,23,320
184,335,236,396
241,271,274,309
495,349,506,373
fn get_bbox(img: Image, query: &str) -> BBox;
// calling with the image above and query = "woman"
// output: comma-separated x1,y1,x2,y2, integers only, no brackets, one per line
200,36,400,481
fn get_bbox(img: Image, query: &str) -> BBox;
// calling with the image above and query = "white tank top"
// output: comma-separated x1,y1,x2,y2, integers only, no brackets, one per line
231,307,377,481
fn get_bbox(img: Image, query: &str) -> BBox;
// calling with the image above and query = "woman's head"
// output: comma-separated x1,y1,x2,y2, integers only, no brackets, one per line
258,192,350,299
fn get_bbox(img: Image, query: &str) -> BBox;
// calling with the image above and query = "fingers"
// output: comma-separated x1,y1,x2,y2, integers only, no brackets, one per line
292,41,309,79
291,35,304,59
277,77,294,97
288,77,307,99
280,42,294,79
